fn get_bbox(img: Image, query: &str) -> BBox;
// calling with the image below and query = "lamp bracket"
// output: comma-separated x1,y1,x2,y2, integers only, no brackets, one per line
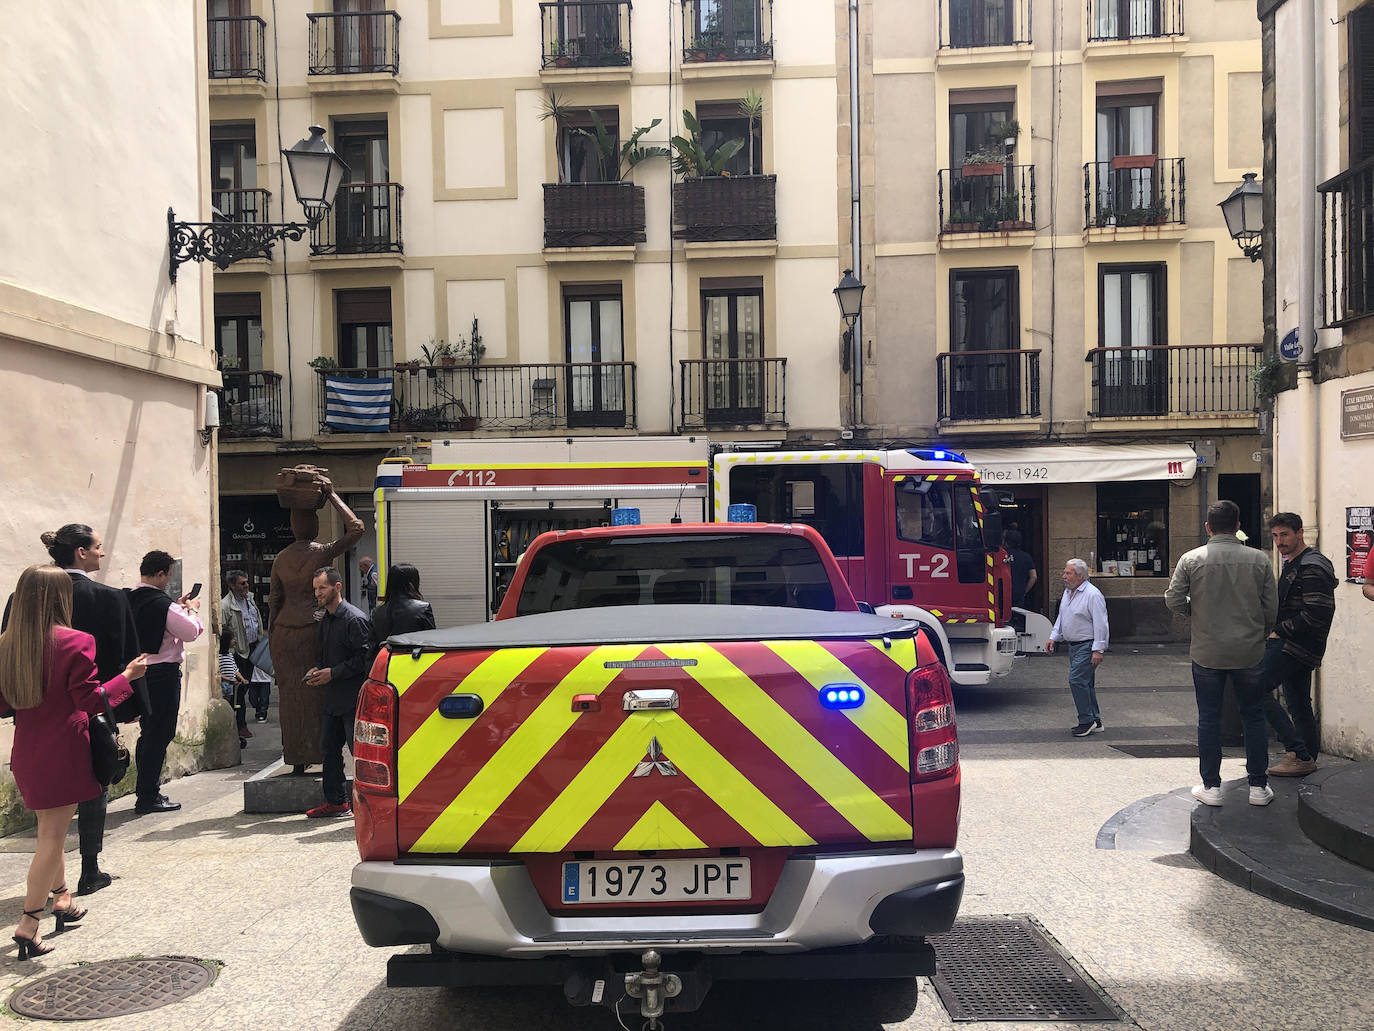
167,207,320,283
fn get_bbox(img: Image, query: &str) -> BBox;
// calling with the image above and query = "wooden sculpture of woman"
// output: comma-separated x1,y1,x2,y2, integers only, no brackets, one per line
268,468,365,771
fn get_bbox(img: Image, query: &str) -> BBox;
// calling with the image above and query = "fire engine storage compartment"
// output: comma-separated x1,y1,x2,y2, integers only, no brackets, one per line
380,437,709,627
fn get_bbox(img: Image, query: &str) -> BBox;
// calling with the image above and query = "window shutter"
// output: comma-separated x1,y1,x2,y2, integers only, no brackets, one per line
1353,8,1374,163
336,288,391,324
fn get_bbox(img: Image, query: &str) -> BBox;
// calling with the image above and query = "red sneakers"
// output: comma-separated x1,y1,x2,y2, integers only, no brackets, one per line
305,801,352,819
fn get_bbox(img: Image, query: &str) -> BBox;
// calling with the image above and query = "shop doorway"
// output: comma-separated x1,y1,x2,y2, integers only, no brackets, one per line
998,487,1047,615
1218,473,1262,548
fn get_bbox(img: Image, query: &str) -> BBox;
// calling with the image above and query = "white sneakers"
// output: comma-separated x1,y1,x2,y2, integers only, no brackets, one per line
1191,783,1276,806
1191,784,1223,806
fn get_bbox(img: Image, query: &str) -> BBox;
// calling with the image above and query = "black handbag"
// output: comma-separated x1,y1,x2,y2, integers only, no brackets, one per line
89,700,130,786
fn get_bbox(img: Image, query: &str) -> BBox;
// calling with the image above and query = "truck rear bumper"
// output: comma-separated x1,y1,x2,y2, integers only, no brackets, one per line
351,848,963,957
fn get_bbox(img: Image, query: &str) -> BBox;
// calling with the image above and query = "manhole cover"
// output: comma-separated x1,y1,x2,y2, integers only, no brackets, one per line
929,916,1120,1022
9,957,215,1021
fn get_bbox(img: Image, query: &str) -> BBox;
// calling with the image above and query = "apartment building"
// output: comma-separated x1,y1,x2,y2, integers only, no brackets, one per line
864,0,1265,632
206,0,848,606
1263,0,1374,757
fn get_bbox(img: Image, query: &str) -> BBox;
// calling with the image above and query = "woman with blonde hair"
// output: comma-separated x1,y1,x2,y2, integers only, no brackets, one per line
0,566,147,959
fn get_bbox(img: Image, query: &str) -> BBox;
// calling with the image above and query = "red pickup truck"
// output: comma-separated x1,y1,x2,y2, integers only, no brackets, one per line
350,523,963,1027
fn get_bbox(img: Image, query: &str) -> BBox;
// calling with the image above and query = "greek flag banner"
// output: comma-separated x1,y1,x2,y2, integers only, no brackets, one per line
324,376,392,433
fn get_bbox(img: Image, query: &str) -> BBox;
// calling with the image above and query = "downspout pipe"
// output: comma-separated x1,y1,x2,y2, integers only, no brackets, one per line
849,0,862,425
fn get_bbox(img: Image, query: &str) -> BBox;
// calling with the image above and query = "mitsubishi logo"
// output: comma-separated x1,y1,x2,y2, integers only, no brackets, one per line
633,737,678,778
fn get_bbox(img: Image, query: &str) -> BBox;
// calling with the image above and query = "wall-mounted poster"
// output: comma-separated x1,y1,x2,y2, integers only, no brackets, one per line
1347,507,1373,583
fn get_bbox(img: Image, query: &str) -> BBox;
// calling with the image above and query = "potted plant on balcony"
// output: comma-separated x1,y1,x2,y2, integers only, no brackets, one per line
961,120,1019,177
997,191,1033,231
308,355,339,373
539,90,573,182
578,111,669,181
739,89,764,175
670,110,745,177
420,337,455,375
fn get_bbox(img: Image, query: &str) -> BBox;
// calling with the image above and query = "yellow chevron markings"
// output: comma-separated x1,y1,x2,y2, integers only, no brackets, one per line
512,711,815,852
861,635,918,675
671,643,911,840
763,640,909,770
397,647,546,803
387,651,445,696
615,801,706,852
412,644,646,851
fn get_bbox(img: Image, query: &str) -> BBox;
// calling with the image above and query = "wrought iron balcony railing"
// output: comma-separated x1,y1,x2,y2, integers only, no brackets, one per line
679,357,786,429
316,363,637,433
1087,344,1261,418
209,15,267,80
1319,158,1374,327
1084,157,1185,229
672,175,777,242
939,164,1036,233
937,350,1041,421
939,0,1032,48
539,1,632,68
212,188,271,225
307,10,401,75
220,370,283,438
310,183,403,255
681,0,773,61
1087,0,1184,41
543,182,646,247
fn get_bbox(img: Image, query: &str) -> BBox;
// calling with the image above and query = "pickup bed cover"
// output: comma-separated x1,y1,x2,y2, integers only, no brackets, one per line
387,604,924,650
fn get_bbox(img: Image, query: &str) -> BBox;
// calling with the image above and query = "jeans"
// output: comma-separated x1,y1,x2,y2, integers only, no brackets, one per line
1192,660,1269,788
1261,638,1319,761
1067,641,1101,724
135,664,182,804
320,711,355,806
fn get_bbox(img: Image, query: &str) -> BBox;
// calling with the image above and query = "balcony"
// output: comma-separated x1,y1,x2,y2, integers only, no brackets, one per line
317,363,637,433
937,350,1041,422
679,357,786,429
208,16,267,80
543,182,646,248
212,188,271,224
1087,344,1261,419
307,10,400,76
220,371,283,439
539,1,632,71
938,0,1031,49
681,0,773,65
1084,157,1185,231
310,183,403,256
939,164,1035,242
672,175,776,244
1087,0,1184,41
1319,159,1374,327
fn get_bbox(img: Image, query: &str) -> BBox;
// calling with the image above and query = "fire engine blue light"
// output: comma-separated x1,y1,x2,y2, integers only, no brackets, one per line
611,507,641,526
727,503,758,523
820,683,865,709
438,694,485,719
907,448,968,464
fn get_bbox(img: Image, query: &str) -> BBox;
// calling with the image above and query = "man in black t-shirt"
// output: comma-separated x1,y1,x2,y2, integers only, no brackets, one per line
1004,529,1038,609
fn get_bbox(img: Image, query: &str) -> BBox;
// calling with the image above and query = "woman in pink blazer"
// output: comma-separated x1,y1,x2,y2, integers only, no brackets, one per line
0,566,147,959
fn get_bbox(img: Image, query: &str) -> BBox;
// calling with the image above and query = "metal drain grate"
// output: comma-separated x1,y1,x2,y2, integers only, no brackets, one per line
9,957,215,1021
929,916,1120,1022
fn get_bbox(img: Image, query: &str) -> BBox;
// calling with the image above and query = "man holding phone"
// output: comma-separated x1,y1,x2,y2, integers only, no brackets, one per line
127,551,203,814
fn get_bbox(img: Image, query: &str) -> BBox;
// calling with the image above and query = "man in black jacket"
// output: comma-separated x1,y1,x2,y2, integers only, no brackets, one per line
305,566,372,818
1263,512,1338,777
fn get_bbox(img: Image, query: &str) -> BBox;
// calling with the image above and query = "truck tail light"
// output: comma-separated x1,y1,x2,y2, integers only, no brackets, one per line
354,676,397,795
905,661,958,783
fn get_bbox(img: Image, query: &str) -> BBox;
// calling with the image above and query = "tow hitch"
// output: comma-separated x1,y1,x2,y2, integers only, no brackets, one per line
625,949,682,1029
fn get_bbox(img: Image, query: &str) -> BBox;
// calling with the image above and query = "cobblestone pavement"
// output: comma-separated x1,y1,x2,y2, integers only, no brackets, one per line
0,645,1368,1031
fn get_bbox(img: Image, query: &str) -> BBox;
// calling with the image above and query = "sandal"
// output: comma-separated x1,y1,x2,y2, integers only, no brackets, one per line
13,908,52,960
50,886,86,933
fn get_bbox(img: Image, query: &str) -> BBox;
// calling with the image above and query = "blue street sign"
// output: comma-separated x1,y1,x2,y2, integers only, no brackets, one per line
1279,328,1302,361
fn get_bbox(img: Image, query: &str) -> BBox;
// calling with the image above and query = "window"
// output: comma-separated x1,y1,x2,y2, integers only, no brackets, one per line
1096,483,1168,577
893,480,986,583
1352,8,1374,165
214,293,263,371
948,0,1011,47
332,0,388,73
692,0,764,57
950,101,1013,166
332,119,392,251
210,123,260,222
336,288,393,371
729,463,865,558
1096,88,1159,215
697,102,762,177
701,283,764,422
949,269,1020,418
208,0,253,78
559,109,619,183
1098,264,1166,416
564,286,626,427
1092,0,1161,40
552,0,624,61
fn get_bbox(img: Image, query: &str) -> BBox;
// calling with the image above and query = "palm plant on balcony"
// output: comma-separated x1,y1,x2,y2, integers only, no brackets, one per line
670,110,744,177
739,89,764,174
578,111,669,181
539,89,574,182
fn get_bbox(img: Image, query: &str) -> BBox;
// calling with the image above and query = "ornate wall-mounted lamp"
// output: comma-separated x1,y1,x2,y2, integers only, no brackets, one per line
1219,172,1263,262
833,268,866,374
168,125,349,282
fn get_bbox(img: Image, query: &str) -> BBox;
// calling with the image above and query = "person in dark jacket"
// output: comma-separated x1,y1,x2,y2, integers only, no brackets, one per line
1262,512,1337,777
304,567,372,819
369,563,436,656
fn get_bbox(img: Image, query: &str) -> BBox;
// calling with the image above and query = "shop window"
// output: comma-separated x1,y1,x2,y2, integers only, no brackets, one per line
1096,483,1168,577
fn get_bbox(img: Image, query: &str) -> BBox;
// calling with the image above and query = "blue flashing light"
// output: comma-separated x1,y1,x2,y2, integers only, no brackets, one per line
438,694,485,719
820,683,866,710
611,507,642,526
727,503,758,523
907,448,967,464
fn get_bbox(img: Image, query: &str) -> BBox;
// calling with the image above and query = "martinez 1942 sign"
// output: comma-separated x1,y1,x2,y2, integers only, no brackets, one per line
1340,386,1374,440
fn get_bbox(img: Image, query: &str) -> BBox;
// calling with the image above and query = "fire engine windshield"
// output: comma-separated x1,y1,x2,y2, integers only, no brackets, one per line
513,533,838,616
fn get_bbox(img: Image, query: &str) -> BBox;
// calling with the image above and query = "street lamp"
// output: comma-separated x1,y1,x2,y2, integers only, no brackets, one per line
833,268,866,373
1219,172,1263,262
168,125,349,282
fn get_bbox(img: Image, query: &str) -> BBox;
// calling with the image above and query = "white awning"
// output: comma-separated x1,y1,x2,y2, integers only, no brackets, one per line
959,444,1197,486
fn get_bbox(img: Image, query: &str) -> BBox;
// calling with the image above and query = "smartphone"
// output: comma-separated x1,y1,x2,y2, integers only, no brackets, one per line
187,582,202,600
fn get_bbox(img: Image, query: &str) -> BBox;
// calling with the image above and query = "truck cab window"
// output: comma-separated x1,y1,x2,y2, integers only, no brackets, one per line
894,480,955,548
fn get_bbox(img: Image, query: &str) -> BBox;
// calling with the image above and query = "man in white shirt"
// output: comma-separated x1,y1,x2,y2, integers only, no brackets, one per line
1046,558,1110,737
